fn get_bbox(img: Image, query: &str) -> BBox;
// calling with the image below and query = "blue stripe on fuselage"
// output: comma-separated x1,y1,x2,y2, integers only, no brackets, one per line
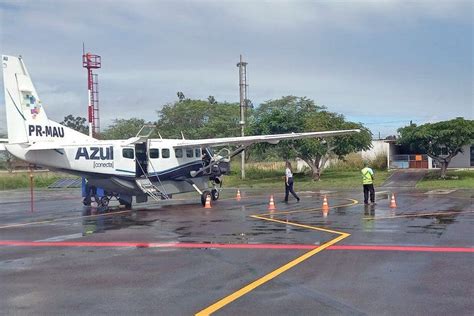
147,160,203,181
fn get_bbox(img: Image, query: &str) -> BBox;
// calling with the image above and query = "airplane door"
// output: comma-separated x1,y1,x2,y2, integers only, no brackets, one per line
135,142,148,177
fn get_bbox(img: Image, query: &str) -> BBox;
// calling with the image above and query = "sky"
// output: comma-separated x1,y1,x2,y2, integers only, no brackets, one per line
0,0,472,138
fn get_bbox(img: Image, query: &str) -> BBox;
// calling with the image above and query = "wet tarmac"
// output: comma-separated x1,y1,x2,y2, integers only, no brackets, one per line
382,169,428,188
0,187,473,315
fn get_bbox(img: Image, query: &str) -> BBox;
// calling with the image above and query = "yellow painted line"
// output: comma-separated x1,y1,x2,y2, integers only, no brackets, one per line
196,199,356,315
364,210,474,220
0,209,132,229
251,215,348,235
195,232,350,316
0,219,56,229
258,198,358,216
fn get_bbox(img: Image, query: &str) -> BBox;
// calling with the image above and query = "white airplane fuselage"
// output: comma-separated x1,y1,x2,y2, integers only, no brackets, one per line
5,138,210,197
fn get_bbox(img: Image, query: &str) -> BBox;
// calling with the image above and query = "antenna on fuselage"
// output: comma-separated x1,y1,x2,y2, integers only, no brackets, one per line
181,131,185,140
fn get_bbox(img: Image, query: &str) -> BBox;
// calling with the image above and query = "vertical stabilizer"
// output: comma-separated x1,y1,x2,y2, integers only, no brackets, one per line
2,55,47,143
2,55,94,144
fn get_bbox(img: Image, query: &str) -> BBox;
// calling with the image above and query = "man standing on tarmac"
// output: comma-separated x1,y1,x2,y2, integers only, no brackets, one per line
361,161,375,205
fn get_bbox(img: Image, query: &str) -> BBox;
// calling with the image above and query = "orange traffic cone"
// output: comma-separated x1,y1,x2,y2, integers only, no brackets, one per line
323,208,329,218
389,193,397,208
204,194,212,209
322,195,330,212
268,195,276,210
236,189,241,201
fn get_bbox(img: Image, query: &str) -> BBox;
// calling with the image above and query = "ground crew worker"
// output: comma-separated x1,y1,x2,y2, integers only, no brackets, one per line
361,161,375,205
284,161,300,202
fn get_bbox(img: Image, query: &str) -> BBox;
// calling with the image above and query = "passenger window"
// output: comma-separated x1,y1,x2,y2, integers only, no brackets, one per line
149,148,159,159
175,148,183,158
195,148,201,157
122,148,134,159
186,148,193,158
162,148,170,158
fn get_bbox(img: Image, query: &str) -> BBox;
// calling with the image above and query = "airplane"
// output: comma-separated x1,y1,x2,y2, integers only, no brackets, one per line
1,55,360,208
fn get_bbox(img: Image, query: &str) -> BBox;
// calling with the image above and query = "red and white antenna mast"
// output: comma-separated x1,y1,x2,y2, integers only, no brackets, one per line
82,45,101,138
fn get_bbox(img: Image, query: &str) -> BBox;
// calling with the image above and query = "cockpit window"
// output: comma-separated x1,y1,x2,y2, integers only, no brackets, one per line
186,148,193,158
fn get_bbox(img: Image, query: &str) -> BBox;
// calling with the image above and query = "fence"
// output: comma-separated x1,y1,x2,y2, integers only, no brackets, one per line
390,154,428,169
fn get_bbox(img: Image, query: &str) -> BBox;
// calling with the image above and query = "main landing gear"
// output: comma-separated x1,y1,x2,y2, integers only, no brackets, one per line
83,185,132,210
200,188,220,206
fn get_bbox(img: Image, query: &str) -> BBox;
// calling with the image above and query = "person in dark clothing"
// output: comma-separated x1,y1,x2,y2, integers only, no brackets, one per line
284,161,300,202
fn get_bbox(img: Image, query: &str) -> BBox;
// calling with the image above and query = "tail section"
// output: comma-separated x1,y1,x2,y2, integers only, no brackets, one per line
2,55,94,144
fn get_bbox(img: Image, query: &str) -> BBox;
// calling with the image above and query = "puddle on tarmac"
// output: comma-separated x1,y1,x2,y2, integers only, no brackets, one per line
406,211,461,236
81,206,158,236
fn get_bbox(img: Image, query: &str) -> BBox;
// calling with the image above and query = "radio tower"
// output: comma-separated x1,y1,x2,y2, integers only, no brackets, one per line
237,55,248,179
82,46,101,138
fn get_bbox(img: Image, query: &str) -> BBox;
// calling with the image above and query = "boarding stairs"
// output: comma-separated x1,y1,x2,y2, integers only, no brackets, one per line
135,177,168,202
133,125,170,202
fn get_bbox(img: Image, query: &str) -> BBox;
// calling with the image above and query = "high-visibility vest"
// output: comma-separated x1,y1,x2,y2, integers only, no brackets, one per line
361,167,374,184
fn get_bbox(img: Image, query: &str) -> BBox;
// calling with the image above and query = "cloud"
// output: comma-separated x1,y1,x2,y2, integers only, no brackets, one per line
0,0,472,137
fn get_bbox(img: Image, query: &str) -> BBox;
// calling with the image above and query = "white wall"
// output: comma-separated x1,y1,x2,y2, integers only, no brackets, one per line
361,140,389,160
449,145,472,168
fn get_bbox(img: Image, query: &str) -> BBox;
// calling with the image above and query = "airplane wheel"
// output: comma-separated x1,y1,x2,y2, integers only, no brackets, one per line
83,196,92,206
211,189,219,201
201,191,211,206
99,196,110,207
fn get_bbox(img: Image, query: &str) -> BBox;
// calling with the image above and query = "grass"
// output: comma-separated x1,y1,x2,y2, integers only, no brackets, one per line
0,171,73,190
226,161,390,190
416,170,474,189
2,164,470,191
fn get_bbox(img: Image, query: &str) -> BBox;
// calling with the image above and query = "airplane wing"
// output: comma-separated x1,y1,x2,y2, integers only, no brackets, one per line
173,129,360,148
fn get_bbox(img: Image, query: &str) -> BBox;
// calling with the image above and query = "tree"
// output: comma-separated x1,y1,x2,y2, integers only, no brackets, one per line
101,118,147,140
207,95,217,105
251,96,372,180
157,99,240,139
177,92,186,102
60,115,88,134
398,117,474,178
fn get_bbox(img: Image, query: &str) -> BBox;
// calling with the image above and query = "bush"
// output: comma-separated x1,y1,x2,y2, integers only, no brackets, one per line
326,152,387,171
327,153,364,171
371,153,387,170
231,160,287,180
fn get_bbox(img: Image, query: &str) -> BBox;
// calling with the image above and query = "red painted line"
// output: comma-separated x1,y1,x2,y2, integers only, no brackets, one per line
0,241,472,252
329,245,474,252
0,241,315,249
149,242,316,250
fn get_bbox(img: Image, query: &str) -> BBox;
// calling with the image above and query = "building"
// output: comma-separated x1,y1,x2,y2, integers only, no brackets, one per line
296,140,473,172
372,140,474,169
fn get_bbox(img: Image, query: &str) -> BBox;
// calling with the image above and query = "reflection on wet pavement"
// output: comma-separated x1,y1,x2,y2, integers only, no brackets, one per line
81,206,158,236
